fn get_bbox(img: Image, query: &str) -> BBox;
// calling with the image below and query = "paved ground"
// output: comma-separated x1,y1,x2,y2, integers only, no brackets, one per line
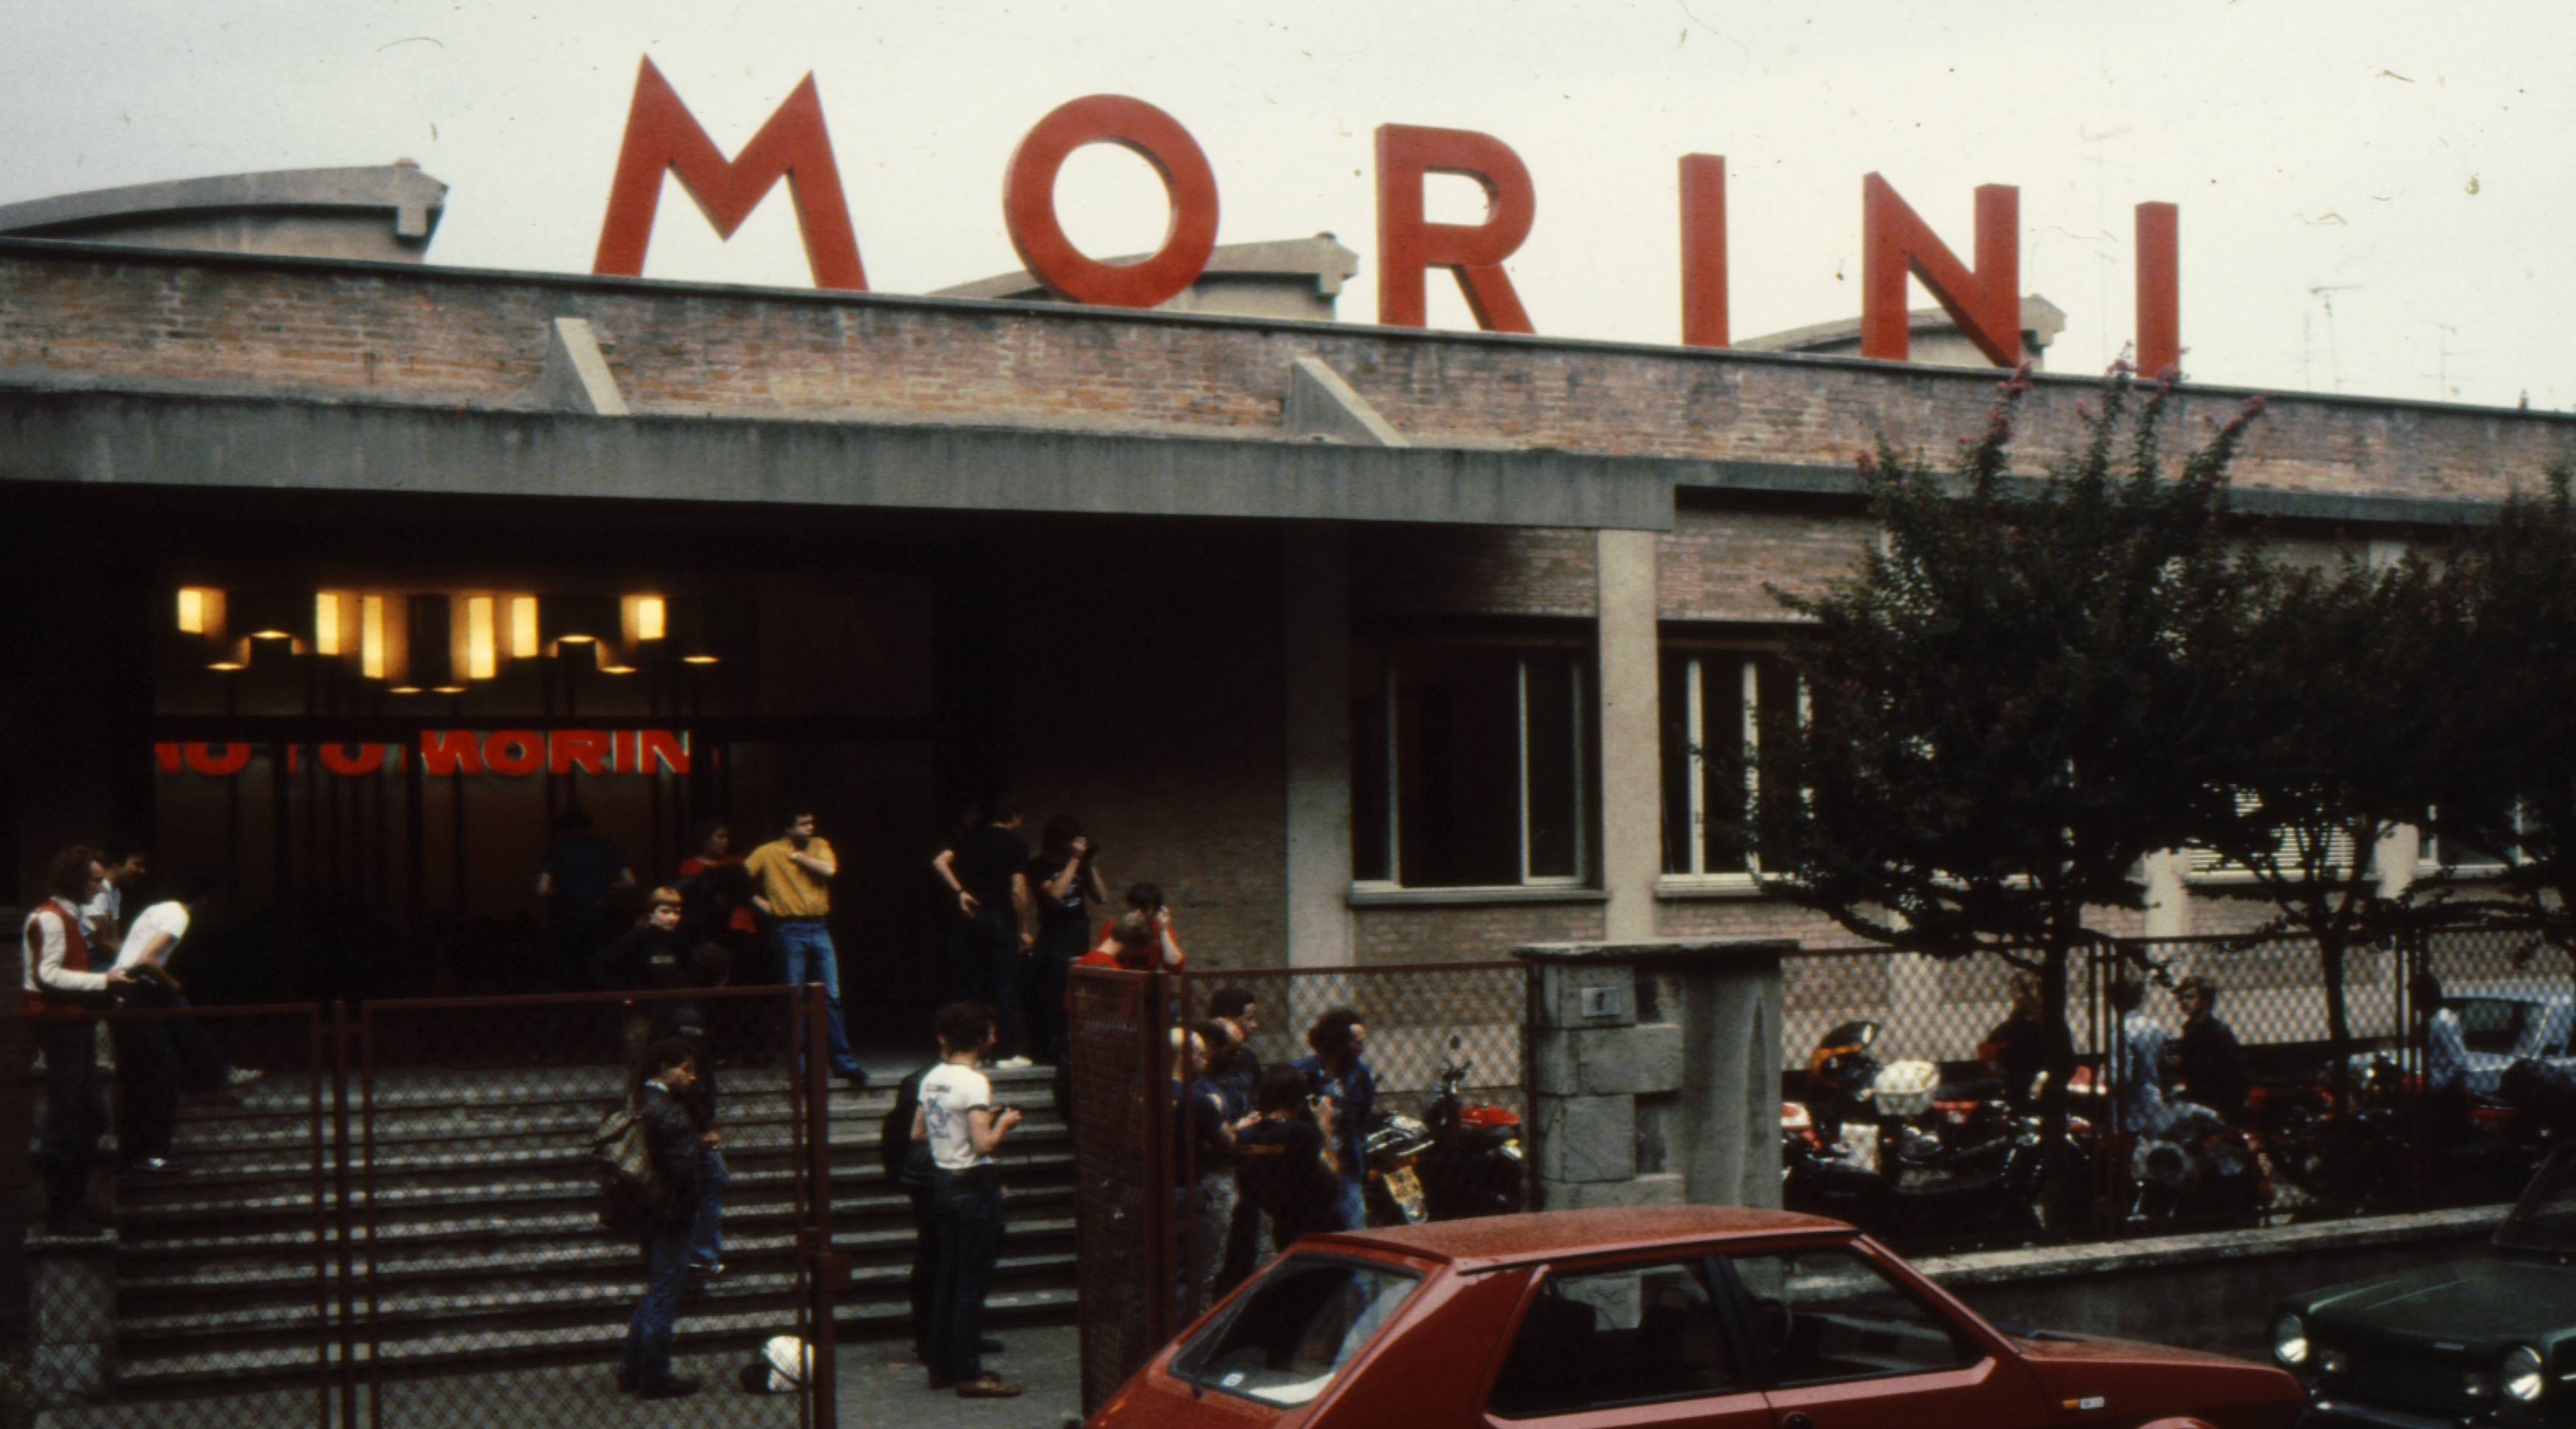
31,1326,1086,1429
837,1322,1082,1429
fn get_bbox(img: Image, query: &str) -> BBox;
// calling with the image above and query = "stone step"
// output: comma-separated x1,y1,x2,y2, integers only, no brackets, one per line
114,1284,1083,1398
115,1146,1075,1230
117,1115,1071,1201
80,1058,1084,1402
122,1243,1078,1351
120,1214,1078,1309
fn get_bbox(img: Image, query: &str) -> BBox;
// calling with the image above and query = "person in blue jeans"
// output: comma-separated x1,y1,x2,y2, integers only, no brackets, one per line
745,808,867,1089
619,1039,709,1400
914,1002,1025,1399
1292,1008,1376,1232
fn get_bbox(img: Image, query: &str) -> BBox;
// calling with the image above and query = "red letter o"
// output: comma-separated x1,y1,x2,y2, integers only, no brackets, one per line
184,742,253,777
1002,95,1219,309
483,731,544,778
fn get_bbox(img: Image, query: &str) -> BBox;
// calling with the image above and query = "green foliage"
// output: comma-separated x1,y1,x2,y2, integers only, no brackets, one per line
2189,550,2457,947
2433,468,2576,948
1756,374,2265,962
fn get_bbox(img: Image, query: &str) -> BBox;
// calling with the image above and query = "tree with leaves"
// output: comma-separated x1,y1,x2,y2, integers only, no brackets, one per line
1756,372,2266,1143
2188,550,2459,1195
2432,469,2576,951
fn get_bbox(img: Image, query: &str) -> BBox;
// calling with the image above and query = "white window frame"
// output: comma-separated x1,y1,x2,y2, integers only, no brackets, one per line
1352,644,1596,898
1657,651,1766,898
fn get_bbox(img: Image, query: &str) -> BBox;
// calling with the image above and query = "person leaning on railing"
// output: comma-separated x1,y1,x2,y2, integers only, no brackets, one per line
24,845,137,1239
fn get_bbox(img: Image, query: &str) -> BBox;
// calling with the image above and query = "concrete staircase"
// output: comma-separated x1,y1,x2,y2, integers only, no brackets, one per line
103,1061,1076,1399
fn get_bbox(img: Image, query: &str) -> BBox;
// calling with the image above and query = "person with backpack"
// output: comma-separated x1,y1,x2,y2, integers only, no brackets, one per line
883,1061,942,1365
616,1037,711,1401
914,1001,1024,1398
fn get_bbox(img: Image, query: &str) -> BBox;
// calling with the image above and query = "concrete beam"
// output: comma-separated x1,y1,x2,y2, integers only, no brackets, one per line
0,387,1678,531
1678,458,2507,532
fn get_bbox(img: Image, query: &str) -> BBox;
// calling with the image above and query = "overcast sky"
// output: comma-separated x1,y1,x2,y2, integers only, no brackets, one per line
4,1,2567,410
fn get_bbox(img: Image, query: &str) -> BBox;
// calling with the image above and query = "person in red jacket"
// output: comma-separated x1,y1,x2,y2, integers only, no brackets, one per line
23,845,137,1238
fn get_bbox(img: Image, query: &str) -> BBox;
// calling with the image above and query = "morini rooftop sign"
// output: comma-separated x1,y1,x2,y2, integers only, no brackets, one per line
591,57,2182,375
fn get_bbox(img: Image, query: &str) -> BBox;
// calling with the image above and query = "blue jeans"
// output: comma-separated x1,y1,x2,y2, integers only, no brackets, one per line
692,1149,729,1270
773,920,859,1077
1330,1176,1366,1232
927,1168,1004,1380
621,1223,692,1390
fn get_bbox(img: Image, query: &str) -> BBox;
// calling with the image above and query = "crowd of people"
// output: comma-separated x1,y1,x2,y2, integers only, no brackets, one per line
24,796,1374,1404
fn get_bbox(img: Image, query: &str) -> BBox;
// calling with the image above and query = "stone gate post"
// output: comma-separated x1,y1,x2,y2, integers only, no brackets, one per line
1518,939,1791,1211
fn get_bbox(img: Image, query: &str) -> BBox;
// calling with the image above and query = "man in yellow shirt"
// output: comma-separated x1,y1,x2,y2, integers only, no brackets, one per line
745,808,867,1089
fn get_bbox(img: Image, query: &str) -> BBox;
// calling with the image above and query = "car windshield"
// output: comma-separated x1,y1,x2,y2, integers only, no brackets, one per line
1168,1255,1422,1408
2497,1149,2576,1253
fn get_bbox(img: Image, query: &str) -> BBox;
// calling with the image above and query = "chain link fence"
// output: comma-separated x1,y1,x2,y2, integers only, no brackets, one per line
1067,961,1532,1415
1777,924,2576,1254
10,988,833,1428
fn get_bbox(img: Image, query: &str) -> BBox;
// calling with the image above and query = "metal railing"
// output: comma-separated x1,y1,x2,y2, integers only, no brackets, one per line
9,985,836,1428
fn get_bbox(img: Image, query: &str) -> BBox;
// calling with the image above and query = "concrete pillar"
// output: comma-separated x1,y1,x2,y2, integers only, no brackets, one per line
1595,530,1661,941
1519,939,1791,1211
2141,850,2192,940
1282,526,1354,968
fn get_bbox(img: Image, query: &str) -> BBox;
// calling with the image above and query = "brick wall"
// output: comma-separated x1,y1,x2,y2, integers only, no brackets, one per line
988,524,1287,974
1657,503,1875,621
1351,901,1606,967
1350,527,1597,619
4,244,2572,505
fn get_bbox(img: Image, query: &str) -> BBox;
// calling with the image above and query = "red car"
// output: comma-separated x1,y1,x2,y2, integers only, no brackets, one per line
1089,1205,2298,1429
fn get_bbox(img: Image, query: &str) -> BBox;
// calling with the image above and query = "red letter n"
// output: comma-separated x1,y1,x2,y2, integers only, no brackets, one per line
1861,174,2019,366
1376,124,1537,333
593,57,868,291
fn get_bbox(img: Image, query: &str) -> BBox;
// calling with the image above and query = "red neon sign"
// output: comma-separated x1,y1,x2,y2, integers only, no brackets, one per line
155,731,692,779
593,59,2183,371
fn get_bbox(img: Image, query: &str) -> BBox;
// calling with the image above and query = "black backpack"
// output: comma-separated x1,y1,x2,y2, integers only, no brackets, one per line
881,1065,937,1191
589,1103,673,1234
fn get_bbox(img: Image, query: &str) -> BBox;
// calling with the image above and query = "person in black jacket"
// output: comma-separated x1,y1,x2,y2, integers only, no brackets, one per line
618,1038,709,1400
2169,977,2250,1124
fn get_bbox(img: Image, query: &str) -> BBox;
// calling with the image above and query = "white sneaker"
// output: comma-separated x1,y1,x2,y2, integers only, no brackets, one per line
225,1067,266,1087
995,1056,1035,1070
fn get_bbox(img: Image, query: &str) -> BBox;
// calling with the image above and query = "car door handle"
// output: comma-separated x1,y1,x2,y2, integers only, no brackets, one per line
1781,1415,1816,1429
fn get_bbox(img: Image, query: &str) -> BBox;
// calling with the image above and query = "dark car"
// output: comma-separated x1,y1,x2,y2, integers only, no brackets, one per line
1090,1205,2301,1428
2274,1144,2576,1426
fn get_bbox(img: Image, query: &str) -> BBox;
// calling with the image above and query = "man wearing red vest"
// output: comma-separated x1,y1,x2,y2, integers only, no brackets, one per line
24,846,135,1238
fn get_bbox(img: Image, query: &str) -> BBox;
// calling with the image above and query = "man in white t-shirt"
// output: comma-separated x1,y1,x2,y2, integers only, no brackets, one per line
912,1002,1024,1399
111,867,261,1168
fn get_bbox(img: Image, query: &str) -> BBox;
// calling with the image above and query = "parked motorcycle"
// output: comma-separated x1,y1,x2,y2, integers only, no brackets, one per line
2126,1100,2267,1223
1782,1020,2092,1240
2259,1053,2576,1208
1363,1038,1526,1226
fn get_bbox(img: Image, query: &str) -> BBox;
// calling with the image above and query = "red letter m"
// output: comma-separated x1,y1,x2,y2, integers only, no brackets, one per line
593,57,868,291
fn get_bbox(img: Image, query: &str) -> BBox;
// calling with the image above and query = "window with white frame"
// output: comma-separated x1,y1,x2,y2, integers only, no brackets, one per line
1659,647,1796,880
1351,637,1591,889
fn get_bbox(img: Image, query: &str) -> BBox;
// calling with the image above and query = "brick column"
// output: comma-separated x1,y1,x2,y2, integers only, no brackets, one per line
1595,530,1661,941
1520,939,1790,1211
